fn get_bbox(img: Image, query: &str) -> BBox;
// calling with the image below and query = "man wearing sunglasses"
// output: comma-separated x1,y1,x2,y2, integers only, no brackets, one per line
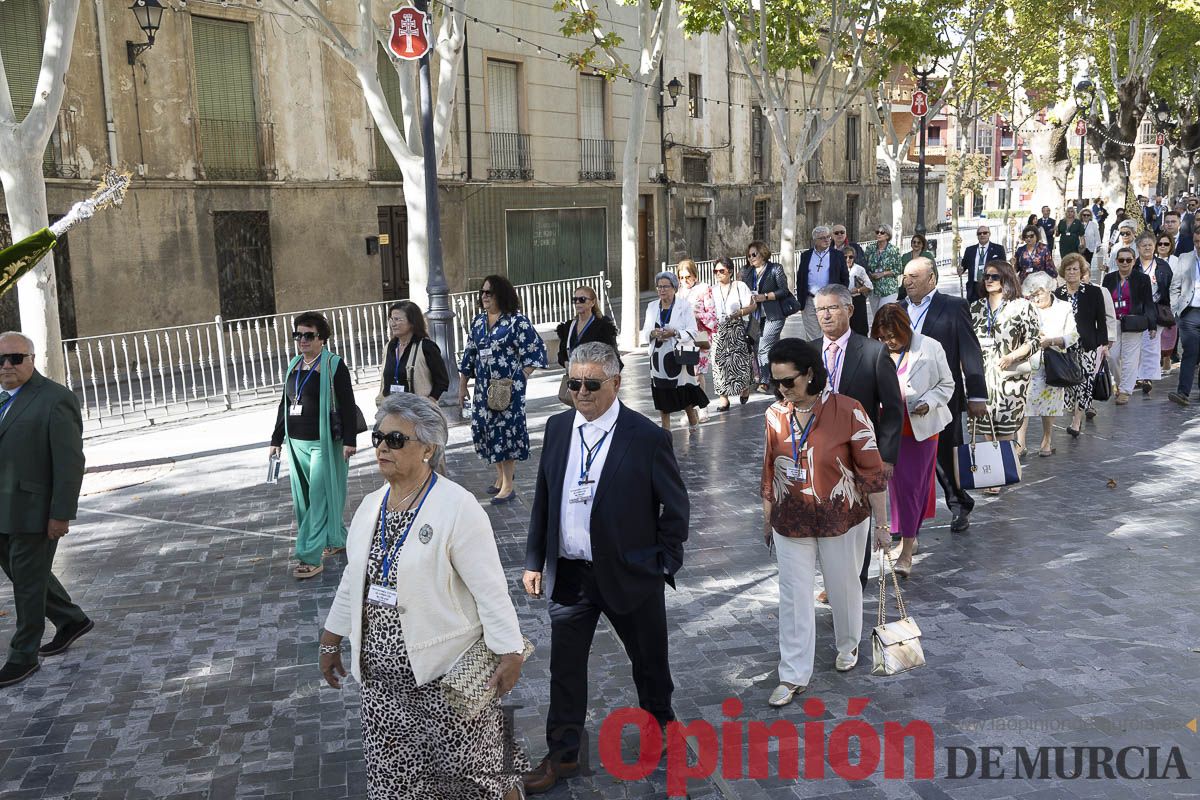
0,332,91,688
522,342,688,795
958,226,1006,304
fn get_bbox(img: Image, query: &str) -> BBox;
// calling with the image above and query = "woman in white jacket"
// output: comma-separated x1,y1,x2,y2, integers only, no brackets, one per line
871,304,955,577
319,393,527,800
641,270,709,428
1020,272,1080,458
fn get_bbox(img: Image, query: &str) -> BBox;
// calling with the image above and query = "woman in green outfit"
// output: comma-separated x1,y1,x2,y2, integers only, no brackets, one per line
866,223,903,322
269,312,361,579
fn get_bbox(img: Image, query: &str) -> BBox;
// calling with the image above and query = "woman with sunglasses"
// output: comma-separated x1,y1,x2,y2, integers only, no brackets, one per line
377,301,450,406
1133,232,1174,394
741,240,797,391
641,271,708,428
457,275,548,504
1013,225,1055,282
759,338,889,707
1080,207,1101,270
676,259,719,397
970,261,1040,475
270,312,362,579
1154,234,1180,373
1101,247,1157,404
1055,253,1112,435
554,286,618,405
320,393,529,800
844,246,873,335
866,224,902,321
1106,221,1138,272
710,255,757,409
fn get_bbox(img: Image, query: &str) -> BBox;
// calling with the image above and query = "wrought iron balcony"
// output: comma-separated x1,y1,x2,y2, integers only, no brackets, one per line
13,104,79,179
489,132,533,181
197,118,276,181
369,128,404,182
579,138,615,180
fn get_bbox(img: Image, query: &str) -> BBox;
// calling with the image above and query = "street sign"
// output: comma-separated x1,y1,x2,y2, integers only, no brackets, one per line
389,6,430,61
910,90,928,118
1074,119,1087,137
1157,132,1166,146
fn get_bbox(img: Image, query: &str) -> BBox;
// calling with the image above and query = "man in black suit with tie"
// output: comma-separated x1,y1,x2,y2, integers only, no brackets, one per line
810,286,902,589
1037,206,1057,252
958,225,1007,303
523,342,688,795
797,225,850,339
900,259,988,531
1161,210,1194,256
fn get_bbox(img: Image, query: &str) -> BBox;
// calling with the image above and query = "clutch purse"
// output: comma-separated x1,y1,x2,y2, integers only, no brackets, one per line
954,415,1022,490
871,550,925,677
486,378,514,411
442,636,535,719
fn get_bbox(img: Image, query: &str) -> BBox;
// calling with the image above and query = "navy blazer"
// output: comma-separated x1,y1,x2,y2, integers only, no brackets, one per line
909,291,986,448
811,333,903,464
525,403,689,615
740,261,795,320
797,248,850,310
1037,216,1057,247
959,242,1007,302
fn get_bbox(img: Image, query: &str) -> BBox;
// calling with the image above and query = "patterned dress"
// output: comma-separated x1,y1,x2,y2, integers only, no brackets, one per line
360,509,528,799
459,312,548,464
1026,299,1079,418
970,297,1042,438
866,243,903,300
1015,244,1056,280
678,282,718,373
1061,288,1099,413
710,280,755,397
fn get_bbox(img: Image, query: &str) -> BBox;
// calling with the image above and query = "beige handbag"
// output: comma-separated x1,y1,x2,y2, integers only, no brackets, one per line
557,374,575,407
871,550,925,676
485,378,513,412
442,636,535,719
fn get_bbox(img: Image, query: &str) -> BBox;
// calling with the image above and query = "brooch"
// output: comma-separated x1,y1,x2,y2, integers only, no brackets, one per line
418,524,434,544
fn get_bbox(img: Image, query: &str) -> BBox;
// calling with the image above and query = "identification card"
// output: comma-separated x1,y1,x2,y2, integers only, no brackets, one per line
289,404,303,416
366,584,399,607
978,336,996,349
569,483,595,504
390,384,405,394
479,344,494,360
785,464,806,482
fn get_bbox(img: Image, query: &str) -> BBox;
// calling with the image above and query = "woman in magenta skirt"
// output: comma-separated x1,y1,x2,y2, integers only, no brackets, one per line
871,305,956,577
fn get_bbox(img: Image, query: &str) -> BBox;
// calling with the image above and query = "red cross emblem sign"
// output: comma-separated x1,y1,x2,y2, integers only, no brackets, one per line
1074,119,1087,137
910,90,928,118
389,6,430,61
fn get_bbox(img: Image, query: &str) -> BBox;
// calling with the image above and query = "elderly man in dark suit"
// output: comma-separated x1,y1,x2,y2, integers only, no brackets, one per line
797,225,851,339
900,259,988,532
810,286,902,589
0,332,92,689
958,225,1007,303
522,342,689,795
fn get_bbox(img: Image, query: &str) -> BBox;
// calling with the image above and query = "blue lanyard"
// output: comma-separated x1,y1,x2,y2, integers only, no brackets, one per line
823,344,844,392
986,302,1005,336
893,348,908,371
578,424,614,483
790,410,816,465
378,473,438,582
909,300,931,330
393,339,408,385
571,315,595,347
658,305,672,328
293,352,322,402
0,393,15,418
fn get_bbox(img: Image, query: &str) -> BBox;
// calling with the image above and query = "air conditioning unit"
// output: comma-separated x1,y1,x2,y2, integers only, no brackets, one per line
648,165,662,181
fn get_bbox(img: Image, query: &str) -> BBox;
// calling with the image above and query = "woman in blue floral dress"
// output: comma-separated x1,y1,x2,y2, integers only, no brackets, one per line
457,274,547,505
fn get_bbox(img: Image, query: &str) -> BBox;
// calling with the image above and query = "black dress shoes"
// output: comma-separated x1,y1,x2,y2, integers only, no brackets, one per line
950,511,971,532
39,618,94,656
523,756,580,795
0,661,40,688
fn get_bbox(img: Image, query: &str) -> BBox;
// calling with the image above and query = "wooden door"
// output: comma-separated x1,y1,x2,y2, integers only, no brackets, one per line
378,205,409,300
637,194,653,290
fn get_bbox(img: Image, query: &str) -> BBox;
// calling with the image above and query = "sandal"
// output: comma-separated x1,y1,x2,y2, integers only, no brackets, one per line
323,547,346,558
1038,447,1056,457
983,487,1002,495
894,558,912,577
1066,427,1080,438
293,563,324,579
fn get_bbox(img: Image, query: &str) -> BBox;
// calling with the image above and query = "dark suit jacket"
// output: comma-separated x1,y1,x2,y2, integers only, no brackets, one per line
555,314,619,367
525,403,689,615
797,248,850,310
1150,257,1173,305
1037,216,1057,248
740,261,795,320
911,291,986,448
0,371,85,533
1055,284,1109,351
1173,231,1196,257
960,242,1007,302
812,333,902,464
1101,271,1158,332
1182,210,1196,239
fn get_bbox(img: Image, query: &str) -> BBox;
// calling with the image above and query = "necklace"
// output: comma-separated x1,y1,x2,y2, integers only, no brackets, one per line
386,471,431,511
302,354,321,368
793,398,818,414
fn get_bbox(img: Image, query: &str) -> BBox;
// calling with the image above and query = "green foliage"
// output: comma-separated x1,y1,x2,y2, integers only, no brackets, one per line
947,152,991,200
553,0,662,78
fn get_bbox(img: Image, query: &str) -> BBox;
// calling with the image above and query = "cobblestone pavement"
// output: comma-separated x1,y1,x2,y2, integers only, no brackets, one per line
2,317,1199,800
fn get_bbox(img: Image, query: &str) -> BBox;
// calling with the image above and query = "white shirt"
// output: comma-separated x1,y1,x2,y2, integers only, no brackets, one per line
1191,257,1200,308
808,248,832,295
558,398,622,561
905,290,936,334
0,384,21,421
713,280,752,321
822,329,853,393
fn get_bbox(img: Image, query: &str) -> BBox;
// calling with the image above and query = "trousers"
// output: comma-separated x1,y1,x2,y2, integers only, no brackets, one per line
1176,307,1200,397
0,532,88,665
756,318,787,374
1109,330,1144,395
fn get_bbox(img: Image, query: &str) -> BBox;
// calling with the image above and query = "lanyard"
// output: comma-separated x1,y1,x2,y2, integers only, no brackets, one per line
393,339,412,385
986,302,1005,336
908,300,931,331
378,472,437,582
893,348,908,374
293,352,322,402
0,392,15,418
823,344,844,392
790,410,816,465
571,315,595,348
577,423,614,483
812,249,827,272
658,305,672,328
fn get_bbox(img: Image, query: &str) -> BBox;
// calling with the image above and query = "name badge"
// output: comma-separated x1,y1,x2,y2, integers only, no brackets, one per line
569,483,594,504
289,404,303,416
978,336,996,349
367,584,399,607
390,384,405,394
479,344,494,360
785,464,806,482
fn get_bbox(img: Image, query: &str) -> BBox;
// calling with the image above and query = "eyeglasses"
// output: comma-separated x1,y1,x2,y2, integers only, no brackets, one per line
572,296,591,304
656,284,674,291
479,289,494,297
1116,257,1134,264
292,331,319,342
0,353,30,366
371,430,413,450
977,231,990,236
814,305,843,315
566,376,616,393
1120,231,1134,237
983,273,1002,282
771,373,804,389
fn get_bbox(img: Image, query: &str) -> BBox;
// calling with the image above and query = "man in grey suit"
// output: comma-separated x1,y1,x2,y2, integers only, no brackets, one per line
1169,230,1200,406
0,332,92,688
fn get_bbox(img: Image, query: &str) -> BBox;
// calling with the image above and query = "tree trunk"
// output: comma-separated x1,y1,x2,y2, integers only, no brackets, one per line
1098,158,1127,210
617,79,650,350
1029,123,1070,211
777,160,803,284
880,150,904,244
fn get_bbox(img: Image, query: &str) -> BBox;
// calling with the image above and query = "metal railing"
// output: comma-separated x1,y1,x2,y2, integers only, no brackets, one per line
368,127,404,181
488,132,533,180
13,103,79,179
62,272,612,428
198,118,276,181
579,138,615,180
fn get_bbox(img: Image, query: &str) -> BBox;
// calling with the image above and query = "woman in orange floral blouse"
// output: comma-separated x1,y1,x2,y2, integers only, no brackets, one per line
760,338,890,707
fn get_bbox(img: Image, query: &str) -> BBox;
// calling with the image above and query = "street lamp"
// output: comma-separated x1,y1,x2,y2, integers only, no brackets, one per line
1154,99,1172,199
126,0,165,65
1073,77,1094,208
913,57,938,235
665,76,683,109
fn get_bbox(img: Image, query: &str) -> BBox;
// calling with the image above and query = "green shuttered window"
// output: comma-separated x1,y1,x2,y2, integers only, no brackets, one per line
192,17,264,179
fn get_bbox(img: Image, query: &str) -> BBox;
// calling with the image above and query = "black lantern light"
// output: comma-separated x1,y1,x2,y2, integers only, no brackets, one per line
127,0,165,65
665,76,683,108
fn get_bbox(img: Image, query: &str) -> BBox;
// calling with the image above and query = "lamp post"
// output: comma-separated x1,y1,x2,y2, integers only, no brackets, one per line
126,0,165,64
913,58,938,235
1073,77,1094,208
1154,100,1172,199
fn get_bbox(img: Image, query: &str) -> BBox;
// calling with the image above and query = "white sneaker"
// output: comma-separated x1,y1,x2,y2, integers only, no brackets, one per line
767,683,805,707
835,647,859,672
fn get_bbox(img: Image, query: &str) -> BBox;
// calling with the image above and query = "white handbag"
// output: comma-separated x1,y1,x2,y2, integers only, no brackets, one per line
871,550,925,677
953,416,1022,490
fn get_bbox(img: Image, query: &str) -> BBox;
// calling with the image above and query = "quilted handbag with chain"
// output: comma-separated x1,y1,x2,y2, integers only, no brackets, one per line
871,550,926,677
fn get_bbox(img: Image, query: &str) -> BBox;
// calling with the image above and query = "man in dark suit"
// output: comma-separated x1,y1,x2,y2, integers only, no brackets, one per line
900,259,988,531
1037,205,1057,252
1181,196,1198,239
797,225,850,339
831,225,865,265
810,286,901,589
0,332,92,688
522,342,688,795
958,225,1007,303
1161,210,1194,256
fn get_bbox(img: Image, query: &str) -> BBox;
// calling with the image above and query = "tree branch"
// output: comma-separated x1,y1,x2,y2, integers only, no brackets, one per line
20,0,80,147
0,39,14,123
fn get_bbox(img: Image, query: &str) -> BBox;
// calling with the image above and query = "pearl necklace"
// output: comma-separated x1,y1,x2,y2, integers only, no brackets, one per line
301,354,321,369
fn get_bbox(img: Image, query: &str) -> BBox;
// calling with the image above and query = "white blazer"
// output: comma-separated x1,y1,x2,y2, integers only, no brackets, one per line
898,332,955,442
324,476,523,686
640,295,699,347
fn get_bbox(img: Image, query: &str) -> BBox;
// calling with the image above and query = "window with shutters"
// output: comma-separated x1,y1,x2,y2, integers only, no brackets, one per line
192,17,272,180
753,198,770,243
688,73,703,119
578,74,613,179
807,144,821,182
682,155,709,184
487,60,531,180
844,195,859,242
214,211,276,319
846,114,860,183
370,45,406,181
751,105,769,181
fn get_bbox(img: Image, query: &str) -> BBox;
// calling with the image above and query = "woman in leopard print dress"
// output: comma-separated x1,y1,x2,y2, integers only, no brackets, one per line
320,394,528,800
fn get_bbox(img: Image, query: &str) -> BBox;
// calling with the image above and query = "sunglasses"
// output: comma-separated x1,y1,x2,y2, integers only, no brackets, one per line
1116,258,1134,264
479,289,494,297
771,373,804,389
292,331,319,342
1158,241,1172,248
749,252,761,258
371,430,413,449
1120,231,1133,236
572,296,591,304
876,229,888,234
983,273,1002,282
0,353,30,366
566,376,616,393
713,267,729,274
